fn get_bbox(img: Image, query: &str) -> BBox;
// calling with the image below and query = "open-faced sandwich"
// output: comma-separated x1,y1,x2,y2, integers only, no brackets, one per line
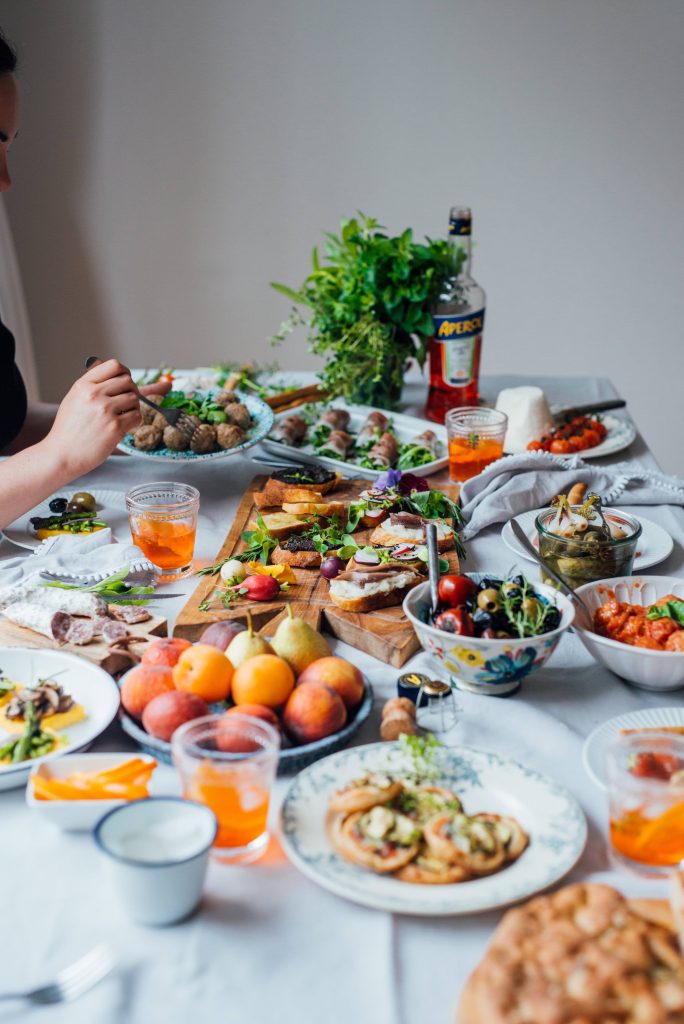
327,555,428,612
254,465,343,509
369,511,455,552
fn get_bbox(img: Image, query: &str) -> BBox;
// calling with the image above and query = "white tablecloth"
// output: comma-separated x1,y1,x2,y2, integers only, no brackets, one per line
2,375,683,1024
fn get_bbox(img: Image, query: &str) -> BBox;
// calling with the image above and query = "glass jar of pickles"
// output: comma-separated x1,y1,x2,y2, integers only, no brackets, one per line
535,505,641,590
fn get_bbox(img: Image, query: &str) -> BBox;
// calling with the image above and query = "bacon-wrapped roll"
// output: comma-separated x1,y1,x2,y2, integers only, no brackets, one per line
311,408,351,446
397,428,441,469
356,411,390,449
317,429,353,461
269,414,308,446
363,431,399,469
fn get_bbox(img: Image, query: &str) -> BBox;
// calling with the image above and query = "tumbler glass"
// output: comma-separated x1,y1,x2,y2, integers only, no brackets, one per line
126,481,199,578
446,407,507,482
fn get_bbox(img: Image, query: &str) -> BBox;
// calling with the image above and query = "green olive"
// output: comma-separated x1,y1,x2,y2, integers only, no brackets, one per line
501,582,521,599
522,597,542,618
477,588,501,613
495,630,511,639
68,491,97,513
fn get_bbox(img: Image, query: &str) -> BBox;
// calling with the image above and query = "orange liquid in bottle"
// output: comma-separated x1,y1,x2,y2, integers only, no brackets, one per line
130,518,196,570
188,761,270,849
610,802,684,867
425,333,482,424
448,436,503,482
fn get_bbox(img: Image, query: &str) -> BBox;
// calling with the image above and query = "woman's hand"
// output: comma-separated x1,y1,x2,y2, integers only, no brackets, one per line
44,358,142,476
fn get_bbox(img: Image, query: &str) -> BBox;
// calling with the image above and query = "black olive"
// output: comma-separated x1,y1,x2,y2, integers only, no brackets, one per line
478,577,502,591
48,497,68,514
543,607,561,632
472,608,493,631
511,575,525,587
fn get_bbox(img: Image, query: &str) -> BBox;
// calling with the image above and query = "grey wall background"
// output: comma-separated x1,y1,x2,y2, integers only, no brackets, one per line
2,0,683,472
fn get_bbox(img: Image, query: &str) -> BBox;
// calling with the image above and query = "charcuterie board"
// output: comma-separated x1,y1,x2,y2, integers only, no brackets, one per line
0,611,168,676
174,476,460,667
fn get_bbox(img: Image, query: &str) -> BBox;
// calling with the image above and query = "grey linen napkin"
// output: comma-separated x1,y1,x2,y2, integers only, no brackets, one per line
458,452,684,540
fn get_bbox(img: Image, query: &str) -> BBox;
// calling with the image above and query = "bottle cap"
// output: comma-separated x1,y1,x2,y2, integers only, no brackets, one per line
397,672,431,703
449,207,472,236
422,679,451,698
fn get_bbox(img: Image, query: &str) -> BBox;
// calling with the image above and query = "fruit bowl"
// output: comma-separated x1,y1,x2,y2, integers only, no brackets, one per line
117,675,374,775
403,575,574,696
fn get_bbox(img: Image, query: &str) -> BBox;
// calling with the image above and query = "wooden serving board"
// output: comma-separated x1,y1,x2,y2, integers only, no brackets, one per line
174,476,460,667
0,611,168,676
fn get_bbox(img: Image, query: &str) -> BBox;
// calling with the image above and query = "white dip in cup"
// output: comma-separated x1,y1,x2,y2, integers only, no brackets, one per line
93,797,218,926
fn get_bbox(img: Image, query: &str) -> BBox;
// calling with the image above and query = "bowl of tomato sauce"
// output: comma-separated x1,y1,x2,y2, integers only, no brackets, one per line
574,576,684,692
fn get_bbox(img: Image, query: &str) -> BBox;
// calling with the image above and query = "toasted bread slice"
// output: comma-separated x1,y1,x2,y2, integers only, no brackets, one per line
281,501,347,519
271,544,322,568
328,583,419,613
249,512,312,539
257,472,341,507
369,523,454,552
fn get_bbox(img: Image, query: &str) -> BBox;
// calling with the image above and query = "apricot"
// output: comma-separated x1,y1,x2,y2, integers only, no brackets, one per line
297,657,365,711
200,621,246,652
141,636,192,668
231,654,294,709
142,690,209,742
173,644,233,703
120,664,175,719
283,682,346,745
216,705,280,753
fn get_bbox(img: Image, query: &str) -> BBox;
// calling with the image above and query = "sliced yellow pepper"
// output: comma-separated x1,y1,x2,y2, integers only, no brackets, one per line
246,561,297,584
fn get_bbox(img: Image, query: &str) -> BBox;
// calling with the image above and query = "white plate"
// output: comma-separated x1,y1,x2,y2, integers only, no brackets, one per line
501,509,673,572
510,413,636,459
583,707,684,790
280,742,586,916
0,648,121,790
4,488,131,552
260,401,448,479
117,391,274,462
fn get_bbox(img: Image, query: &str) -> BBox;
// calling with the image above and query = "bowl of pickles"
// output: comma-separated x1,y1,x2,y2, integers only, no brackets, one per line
535,493,642,591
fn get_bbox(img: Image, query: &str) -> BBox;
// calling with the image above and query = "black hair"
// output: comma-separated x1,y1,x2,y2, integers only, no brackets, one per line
0,29,17,75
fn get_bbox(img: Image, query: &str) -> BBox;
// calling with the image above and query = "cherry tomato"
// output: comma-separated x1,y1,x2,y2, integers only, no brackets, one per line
438,574,478,608
629,752,681,780
527,441,544,452
433,607,474,636
582,429,600,448
550,439,572,454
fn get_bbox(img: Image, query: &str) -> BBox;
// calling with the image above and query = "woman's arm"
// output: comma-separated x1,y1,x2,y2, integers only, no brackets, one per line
0,359,145,529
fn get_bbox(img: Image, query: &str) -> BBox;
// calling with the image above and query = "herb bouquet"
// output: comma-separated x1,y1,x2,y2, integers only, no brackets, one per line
271,214,463,410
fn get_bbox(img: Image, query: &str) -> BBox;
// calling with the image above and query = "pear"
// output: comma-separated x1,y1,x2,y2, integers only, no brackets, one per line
271,605,331,676
225,612,273,668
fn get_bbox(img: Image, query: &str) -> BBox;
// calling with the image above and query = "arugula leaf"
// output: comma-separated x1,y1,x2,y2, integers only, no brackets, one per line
234,512,278,565
647,600,684,626
396,444,437,470
405,488,463,526
39,565,155,604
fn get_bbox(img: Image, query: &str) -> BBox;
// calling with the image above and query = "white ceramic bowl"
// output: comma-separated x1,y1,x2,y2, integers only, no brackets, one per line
574,575,684,692
26,753,159,832
403,575,575,696
94,797,218,926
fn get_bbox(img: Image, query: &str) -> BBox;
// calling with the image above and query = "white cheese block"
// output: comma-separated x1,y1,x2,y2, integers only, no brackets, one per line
495,386,554,453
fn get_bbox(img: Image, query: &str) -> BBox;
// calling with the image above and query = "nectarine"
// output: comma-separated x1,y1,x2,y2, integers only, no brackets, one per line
297,657,364,711
142,690,209,742
231,654,294,709
120,664,175,719
173,644,233,703
141,637,192,668
216,706,279,754
283,682,346,745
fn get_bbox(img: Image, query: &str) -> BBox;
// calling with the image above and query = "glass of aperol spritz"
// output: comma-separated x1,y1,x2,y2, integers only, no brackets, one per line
606,732,684,877
172,714,280,864
126,482,199,578
446,407,508,482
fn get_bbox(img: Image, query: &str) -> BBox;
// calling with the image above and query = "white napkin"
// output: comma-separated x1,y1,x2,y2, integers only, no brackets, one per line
0,529,156,606
458,451,684,539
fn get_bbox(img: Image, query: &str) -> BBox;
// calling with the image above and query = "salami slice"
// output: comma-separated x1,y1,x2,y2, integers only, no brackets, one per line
102,620,128,644
65,619,95,646
92,614,113,635
110,605,152,624
1,602,73,641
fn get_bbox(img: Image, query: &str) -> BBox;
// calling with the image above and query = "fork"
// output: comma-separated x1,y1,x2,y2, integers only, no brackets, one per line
0,945,114,1005
85,355,196,439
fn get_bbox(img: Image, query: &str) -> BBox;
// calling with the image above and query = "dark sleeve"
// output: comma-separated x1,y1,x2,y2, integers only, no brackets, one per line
0,315,28,450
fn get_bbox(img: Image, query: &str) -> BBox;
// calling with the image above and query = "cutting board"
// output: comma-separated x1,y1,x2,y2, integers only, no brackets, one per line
0,611,168,676
174,475,460,667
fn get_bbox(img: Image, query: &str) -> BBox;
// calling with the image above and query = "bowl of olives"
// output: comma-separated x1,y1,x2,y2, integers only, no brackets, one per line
535,506,642,591
403,572,574,696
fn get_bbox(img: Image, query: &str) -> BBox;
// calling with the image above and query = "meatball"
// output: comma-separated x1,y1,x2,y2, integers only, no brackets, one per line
224,402,251,428
133,424,163,451
163,425,190,451
151,412,169,430
216,423,244,450
140,395,162,424
214,389,239,406
190,423,217,454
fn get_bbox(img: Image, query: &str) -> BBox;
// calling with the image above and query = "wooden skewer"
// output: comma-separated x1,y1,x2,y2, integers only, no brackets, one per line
269,391,329,414
266,384,327,409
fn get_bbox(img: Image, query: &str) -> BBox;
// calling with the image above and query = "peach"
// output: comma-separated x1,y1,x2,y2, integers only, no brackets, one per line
141,636,192,668
297,657,365,711
120,664,175,719
142,690,209,742
216,705,280,754
231,654,294,709
173,644,233,703
283,682,346,745
199,621,246,652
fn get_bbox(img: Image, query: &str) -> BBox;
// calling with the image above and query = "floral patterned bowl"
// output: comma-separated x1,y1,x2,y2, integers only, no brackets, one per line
403,575,575,696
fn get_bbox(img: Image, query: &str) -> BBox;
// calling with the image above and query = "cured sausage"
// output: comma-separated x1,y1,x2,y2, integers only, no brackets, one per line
1,602,73,641
65,619,95,646
102,620,128,644
110,605,152,624
8,588,107,617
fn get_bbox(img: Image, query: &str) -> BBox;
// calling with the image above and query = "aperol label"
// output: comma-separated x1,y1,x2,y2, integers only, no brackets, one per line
433,309,485,387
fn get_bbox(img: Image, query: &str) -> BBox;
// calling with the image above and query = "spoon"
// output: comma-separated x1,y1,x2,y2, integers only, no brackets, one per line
510,520,593,627
425,522,441,618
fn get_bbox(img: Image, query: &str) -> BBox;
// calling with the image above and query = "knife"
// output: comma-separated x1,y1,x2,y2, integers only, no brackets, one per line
554,399,626,421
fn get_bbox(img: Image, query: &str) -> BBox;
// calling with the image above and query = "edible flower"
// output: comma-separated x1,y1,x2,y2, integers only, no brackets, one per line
246,562,297,585
374,468,430,494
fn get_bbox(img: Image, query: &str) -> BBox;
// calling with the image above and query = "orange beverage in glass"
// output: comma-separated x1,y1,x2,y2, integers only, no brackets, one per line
172,715,280,864
126,482,199,578
606,732,684,877
445,407,508,482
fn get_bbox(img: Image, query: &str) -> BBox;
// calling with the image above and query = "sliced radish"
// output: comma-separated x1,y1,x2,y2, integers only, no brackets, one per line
362,508,387,522
390,544,417,559
354,549,381,565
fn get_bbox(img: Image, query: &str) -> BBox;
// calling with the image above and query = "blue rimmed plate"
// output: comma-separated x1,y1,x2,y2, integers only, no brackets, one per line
280,742,586,915
117,391,274,462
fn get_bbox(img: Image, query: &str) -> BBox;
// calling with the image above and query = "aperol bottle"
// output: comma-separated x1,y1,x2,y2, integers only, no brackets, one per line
426,207,486,424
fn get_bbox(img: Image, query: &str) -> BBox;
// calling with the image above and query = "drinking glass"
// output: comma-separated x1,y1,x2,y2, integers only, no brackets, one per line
446,407,508,482
606,732,684,877
126,482,199,578
172,714,280,865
